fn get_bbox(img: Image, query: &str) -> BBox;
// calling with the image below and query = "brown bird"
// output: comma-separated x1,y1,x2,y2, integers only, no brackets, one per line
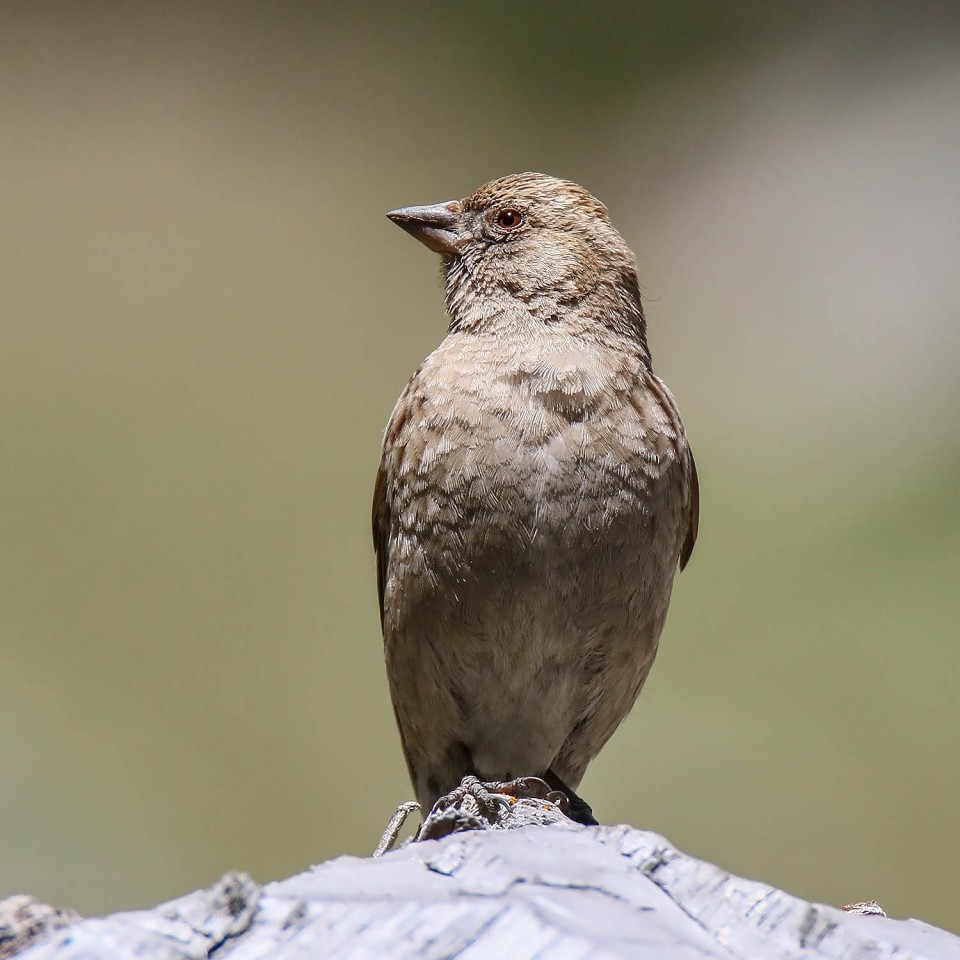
375,172,698,825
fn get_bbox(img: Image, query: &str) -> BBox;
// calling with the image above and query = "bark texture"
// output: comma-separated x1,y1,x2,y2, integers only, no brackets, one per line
6,820,959,960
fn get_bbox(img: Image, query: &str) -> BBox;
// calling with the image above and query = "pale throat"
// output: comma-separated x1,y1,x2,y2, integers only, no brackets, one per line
443,264,609,336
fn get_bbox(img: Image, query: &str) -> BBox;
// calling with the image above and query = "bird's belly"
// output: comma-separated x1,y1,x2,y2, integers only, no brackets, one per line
386,434,681,785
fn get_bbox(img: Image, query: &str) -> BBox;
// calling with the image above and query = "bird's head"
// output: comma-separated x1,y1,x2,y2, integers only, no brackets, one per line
387,172,646,342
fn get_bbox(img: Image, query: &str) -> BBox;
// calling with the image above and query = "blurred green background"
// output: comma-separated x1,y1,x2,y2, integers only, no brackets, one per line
2,0,958,932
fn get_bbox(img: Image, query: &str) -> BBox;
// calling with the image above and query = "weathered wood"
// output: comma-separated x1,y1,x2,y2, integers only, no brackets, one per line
0,897,79,960
7,824,960,959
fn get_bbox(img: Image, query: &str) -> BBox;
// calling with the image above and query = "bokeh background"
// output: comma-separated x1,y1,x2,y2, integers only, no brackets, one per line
2,0,958,932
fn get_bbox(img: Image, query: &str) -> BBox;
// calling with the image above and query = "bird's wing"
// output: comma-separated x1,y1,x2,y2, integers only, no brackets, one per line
679,448,699,571
372,456,391,631
644,373,699,572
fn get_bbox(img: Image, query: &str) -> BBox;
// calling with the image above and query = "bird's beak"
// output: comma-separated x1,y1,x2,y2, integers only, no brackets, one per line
386,200,467,256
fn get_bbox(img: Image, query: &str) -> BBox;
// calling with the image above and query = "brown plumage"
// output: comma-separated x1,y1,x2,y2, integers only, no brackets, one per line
375,172,698,820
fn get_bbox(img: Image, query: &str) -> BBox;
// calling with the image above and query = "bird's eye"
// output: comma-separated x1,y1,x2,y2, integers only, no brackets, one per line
495,208,523,229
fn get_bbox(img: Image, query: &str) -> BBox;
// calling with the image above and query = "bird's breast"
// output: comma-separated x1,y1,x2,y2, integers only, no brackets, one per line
388,335,683,562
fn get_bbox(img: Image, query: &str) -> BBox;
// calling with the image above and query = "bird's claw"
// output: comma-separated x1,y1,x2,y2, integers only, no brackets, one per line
373,800,421,857
418,774,574,840
375,774,587,854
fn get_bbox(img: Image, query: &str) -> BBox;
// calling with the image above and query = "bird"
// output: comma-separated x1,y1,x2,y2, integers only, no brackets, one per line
374,172,698,826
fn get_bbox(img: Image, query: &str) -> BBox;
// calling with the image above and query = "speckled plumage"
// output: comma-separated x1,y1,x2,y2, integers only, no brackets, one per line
376,173,698,814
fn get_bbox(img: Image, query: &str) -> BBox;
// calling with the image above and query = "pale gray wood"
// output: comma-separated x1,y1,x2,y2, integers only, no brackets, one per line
8,825,960,960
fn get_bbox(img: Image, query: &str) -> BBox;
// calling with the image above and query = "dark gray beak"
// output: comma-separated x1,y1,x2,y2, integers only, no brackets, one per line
386,200,467,256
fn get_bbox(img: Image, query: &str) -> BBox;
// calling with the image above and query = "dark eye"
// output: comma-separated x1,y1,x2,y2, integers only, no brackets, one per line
495,208,523,229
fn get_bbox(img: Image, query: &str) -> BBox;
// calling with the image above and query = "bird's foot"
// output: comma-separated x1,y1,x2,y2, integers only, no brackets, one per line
418,775,577,842
374,775,592,855
373,800,421,857
541,769,599,826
